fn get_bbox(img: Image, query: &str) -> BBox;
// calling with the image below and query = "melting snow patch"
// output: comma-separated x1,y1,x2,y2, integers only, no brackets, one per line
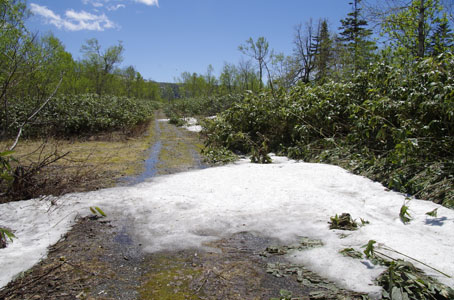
1,156,453,297
182,117,202,132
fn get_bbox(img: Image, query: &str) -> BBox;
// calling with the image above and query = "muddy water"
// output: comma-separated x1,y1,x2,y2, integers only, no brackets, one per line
122,115,206,186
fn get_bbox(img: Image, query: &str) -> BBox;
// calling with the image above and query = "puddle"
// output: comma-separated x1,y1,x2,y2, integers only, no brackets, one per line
127,140,162,185
121,116,207,185
121,118,162,185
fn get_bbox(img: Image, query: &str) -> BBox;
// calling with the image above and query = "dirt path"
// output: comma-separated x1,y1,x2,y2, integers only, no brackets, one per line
0,114,368,300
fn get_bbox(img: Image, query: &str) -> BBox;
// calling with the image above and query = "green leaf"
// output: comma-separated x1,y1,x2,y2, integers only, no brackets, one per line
425,208,438,217
399,202,412,224
0,150,15,157
362,240,376,258
0,228,16,242
391,286,403,300
279,289,292,299
94,206,106,217
89,207,97,214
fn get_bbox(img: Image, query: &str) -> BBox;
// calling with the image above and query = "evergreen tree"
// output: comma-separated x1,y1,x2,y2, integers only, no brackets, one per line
314,19,332,82
338,0,376,74
429,21,454,55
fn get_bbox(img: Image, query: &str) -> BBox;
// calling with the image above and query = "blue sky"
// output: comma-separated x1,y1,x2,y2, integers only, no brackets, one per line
28,0,354,83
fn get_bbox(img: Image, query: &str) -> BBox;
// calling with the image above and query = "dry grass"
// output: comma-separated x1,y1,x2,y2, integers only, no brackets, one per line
0,120,156,202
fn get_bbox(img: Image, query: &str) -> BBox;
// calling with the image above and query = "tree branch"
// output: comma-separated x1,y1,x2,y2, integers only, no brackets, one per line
9,76,63,151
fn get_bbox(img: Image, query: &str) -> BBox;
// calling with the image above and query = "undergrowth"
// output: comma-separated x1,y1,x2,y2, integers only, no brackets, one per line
1,94,159,138
356,240,454,299
201,54,454,208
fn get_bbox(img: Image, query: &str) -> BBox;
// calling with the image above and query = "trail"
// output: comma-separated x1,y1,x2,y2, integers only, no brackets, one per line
0,114,414,300
123,112,206,186
0,113,211,300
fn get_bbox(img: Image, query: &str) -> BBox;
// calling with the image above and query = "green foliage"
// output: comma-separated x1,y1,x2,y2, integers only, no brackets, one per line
378,260,454,300
1,94,157,137
165,94,242,119
425,208,438,217
0,227,16,248
360,218,370,226
168,115,186,127
0,150,15,184
338,0,376,74
270,289,292,300
239,37,271,89
340,248,364,259
329,213,359,230
399,200,412,224
202,54,454,207
381,0,447,59
201,146,237,165
346,240,454,299
362,240,376,259
89,206,106,217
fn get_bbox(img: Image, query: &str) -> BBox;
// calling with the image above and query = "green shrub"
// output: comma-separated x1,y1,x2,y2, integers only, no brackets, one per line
1,94,158,137
202,54,454,207
164,93,242,118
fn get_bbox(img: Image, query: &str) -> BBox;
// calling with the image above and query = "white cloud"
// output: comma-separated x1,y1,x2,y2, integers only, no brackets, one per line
82,0,158,8
135,0,159,6
82,0,104,7
30,3,116,31
107,4,126,11
30,3,63,27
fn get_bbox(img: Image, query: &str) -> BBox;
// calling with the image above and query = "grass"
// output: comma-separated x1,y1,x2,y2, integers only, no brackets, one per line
0,119,157,200
139,255,203,300
156,117,205,174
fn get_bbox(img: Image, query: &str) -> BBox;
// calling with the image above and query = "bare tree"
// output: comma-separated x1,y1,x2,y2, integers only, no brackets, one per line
293,20,320,83
238,58,257,91
239,37,271,89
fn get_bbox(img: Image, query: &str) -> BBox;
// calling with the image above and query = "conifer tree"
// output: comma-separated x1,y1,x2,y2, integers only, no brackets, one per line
428,21,454,55
338,0,376,74
314,19,332,82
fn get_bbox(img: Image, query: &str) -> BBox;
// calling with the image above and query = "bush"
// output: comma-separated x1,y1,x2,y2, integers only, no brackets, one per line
1,94,158,137
202,54,454,207
164,93,242,119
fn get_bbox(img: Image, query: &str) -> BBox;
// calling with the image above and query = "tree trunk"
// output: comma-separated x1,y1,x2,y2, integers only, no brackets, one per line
259,63,263,89
418,0,426,57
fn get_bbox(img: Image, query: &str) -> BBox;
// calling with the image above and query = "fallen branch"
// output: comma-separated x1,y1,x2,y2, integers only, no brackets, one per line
380,245,452,278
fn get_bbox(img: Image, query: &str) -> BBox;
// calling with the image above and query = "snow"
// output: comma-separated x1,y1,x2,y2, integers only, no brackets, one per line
157,117,202,132
1,156,453,297
182,117,202,132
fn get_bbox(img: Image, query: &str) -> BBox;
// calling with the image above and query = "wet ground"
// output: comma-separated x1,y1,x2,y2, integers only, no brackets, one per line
0,114,369,300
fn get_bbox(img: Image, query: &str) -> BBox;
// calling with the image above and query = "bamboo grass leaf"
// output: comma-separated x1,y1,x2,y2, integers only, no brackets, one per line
94,206,106,217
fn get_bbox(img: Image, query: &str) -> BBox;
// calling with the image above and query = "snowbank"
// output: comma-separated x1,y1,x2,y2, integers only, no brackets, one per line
157,117,202,132
1,156,453,297
182,117,202,132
